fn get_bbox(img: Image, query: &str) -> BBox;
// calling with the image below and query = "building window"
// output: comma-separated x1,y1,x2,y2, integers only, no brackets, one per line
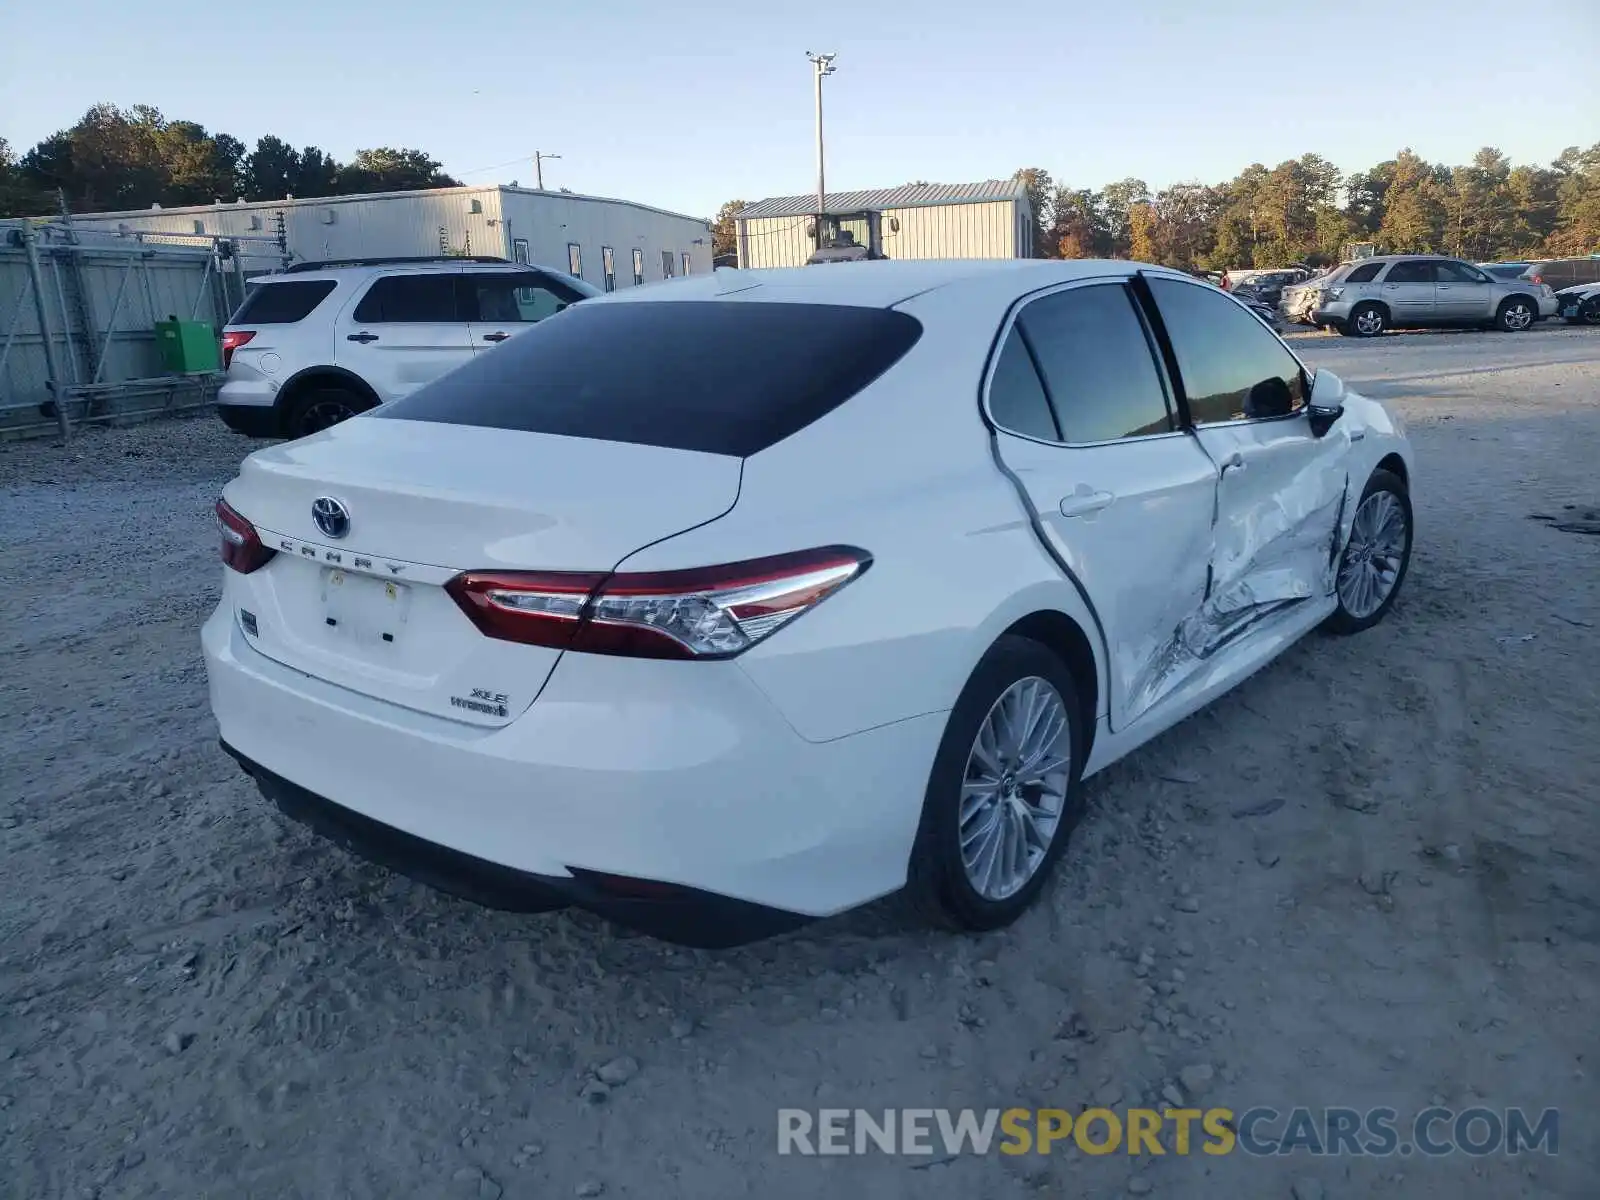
632,248,644,286
602,246,616,292
512,238,529,265
681,251,692,277
567,243,583,279
662,250,675,279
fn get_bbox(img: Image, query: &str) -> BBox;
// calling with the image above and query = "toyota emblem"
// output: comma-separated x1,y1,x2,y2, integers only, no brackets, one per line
311,496,351,540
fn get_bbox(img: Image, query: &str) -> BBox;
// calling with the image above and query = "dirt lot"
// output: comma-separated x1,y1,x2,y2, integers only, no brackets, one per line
2,324,1597,1200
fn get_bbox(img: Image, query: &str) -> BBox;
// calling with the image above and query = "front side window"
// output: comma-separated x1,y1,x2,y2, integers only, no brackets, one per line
1437,261,1490,284
352,274,460,323
602,246,616,292
1346,261,1383,283
1383,260,1436,285
1014,283,1173,443
632,248,645,286
567,243,583,279
465,272,584,324
1147,276,1307,425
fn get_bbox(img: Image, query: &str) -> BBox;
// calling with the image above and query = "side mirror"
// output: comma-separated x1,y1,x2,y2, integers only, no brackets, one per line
1307,369,1345,438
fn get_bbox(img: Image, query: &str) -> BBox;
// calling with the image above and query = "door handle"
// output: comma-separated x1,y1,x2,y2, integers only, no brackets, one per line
1221,450,1247,475
346,332,379,343
482,331,511,343
1437,285,1451,290
1059,488,1115,518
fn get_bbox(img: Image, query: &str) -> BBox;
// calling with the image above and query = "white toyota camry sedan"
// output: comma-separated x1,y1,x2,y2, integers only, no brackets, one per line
203,259,1415,947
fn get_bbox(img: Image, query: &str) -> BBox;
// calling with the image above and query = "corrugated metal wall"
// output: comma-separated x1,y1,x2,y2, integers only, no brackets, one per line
737,216,816,269
736,200,1020,268
496,190,712,289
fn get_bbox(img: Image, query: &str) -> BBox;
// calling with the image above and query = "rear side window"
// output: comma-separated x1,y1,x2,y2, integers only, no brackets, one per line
353,274,461,323
376,301,924,457
1346,262,1382,283
231,280,336,324
1015,283,1173,442
986,329,1058,442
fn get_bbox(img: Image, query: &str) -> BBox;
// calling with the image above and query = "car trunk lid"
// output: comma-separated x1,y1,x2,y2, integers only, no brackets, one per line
221,417,741,726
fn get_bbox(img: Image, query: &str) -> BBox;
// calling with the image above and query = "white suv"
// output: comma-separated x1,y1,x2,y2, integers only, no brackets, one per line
217,257,603,440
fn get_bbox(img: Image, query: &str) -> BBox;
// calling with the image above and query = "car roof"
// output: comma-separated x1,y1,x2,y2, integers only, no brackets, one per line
597,259,1149,309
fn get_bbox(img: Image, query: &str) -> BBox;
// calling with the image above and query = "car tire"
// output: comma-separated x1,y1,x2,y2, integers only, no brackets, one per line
1574,296,1600,326
1323,468,1413,637
1347,303,1387,337
905,635,1087,933
284,387,373,439
1495,296,1536,333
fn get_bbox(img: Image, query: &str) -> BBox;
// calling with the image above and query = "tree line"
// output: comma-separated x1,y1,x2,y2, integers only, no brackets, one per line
1010,144,1600,270
0,103,461,218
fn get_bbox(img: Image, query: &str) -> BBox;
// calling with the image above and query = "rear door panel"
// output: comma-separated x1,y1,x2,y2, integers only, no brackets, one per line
985,281,1223,729
1380,260,1439,323
333,270,473,402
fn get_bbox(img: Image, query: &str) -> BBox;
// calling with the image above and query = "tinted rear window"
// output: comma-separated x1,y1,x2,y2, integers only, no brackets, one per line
375,301,924,457
231,280,337,324
1346,262,1382,282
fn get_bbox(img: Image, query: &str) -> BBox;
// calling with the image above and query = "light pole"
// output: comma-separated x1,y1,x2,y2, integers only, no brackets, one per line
533,150,561,190
805,51,837,245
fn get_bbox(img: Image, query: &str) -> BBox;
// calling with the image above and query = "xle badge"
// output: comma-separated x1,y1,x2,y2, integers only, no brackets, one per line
450,688,510,718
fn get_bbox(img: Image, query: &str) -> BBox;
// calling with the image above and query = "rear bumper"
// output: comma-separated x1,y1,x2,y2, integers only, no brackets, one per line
1537,294,1559,319
216,402,280,439
201,605,942,943
221,740,809,947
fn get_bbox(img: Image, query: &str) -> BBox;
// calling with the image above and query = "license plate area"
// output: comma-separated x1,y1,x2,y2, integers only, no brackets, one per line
321,567,410,646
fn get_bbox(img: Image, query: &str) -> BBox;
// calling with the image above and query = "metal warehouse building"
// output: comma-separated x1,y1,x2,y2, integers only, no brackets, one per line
57,185,713,290
735,180,1032,268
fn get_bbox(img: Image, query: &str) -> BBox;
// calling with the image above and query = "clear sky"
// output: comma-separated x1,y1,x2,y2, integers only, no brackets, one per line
2,0,1595,220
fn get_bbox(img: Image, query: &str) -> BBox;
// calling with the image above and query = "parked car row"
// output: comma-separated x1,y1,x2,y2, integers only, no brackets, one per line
205,257,1416,946
1276,254,1568,336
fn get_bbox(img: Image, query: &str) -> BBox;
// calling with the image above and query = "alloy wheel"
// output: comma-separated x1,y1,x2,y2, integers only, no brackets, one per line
959,676,1072,901
1354,308,1385,336
1337,490,1409,619
1502,302,1534,332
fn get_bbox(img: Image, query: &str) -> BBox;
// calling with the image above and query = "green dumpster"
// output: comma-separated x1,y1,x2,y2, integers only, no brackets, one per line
154,317,221,374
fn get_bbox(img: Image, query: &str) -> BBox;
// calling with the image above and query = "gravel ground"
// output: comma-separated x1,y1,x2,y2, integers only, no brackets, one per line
2,324,1597,1200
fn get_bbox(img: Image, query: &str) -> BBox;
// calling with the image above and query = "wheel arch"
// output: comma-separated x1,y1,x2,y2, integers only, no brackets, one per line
273,366,381,433
1375,452,1408,488
996,608,1101,762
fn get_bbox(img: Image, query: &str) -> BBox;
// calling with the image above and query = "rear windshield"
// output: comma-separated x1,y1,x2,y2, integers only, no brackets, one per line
1484,264,1529,280
231,279,337,324
375,301,924,457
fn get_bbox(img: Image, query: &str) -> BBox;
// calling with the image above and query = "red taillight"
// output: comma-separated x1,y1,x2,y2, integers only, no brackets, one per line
1528,273,1544,286
445,546,871,659
220,330,255,370
216,498,276,574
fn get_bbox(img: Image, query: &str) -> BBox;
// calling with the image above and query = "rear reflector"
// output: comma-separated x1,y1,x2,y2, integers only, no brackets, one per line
216,498,276,574
220,329,255,370
445,546,871,659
